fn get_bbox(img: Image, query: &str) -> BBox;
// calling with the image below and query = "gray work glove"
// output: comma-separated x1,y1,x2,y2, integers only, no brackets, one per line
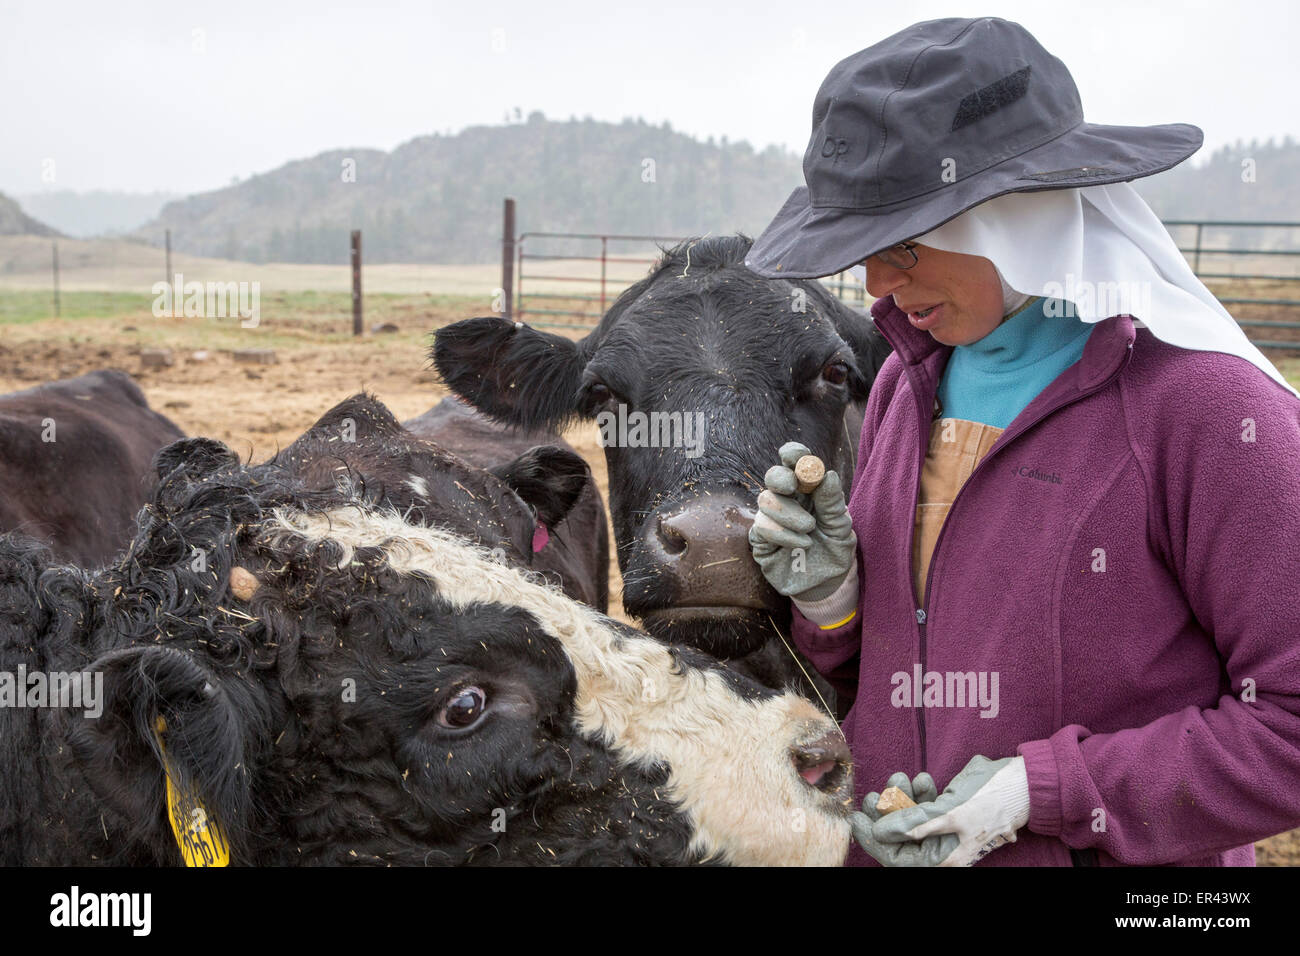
850,772,956,867
748,442,858,610
869,756,1032,867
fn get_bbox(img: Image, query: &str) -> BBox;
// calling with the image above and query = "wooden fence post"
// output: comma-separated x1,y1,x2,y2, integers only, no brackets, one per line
351,230,363,336
502,198,516,319
52,240,60,318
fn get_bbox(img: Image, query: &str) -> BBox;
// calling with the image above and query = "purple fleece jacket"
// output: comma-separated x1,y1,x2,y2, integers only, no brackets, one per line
795,296,1300,867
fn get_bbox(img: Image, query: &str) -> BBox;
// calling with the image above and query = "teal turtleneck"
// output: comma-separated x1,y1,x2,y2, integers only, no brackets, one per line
936,296,1095,429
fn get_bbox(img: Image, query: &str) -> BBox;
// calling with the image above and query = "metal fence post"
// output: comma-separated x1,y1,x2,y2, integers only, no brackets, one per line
165,228,172,284
600,236,607,315
1193,222,1203,276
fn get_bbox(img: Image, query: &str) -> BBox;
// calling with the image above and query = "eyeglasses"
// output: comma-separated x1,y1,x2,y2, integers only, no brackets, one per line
870,241,920,270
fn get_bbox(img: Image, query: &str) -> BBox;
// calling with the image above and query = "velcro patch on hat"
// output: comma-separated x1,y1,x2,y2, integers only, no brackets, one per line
1019,166,1115,183
951,66,1032,132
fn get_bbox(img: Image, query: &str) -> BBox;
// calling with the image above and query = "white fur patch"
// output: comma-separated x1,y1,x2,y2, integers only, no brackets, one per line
270,505,850,866
404,475,429,499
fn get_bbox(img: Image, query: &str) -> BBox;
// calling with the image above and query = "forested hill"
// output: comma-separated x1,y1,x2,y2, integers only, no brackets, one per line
135,114,805,264
0,192,62,238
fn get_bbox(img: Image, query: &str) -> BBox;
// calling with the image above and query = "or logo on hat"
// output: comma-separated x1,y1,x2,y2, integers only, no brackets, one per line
820,136,851,162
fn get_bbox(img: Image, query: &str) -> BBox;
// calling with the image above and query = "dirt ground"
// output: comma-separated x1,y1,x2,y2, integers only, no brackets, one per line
1,299,1297,866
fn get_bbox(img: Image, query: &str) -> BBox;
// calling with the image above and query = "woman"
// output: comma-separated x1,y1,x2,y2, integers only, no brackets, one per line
746,17,1300,866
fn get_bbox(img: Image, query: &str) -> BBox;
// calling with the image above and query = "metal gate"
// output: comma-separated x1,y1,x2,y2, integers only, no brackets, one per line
514,231,689,330
1164,220,1300,350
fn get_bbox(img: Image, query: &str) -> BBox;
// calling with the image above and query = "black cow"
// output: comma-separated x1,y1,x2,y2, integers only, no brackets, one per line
0,424,852,865
433,236,890,701
265,393,593,592
0,370,185,566
404,396,609,611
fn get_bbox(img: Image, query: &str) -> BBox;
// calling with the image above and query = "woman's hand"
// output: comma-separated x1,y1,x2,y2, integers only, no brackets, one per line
850,771,957,866
748,441,858,608
866,756,1032,866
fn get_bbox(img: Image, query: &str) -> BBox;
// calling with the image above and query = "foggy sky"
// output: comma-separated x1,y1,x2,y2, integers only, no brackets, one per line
4,0,1297,196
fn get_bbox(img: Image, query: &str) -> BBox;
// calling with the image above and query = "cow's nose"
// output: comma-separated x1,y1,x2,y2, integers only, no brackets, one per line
791,728,852,797
642,494,779,610
655,505,752,559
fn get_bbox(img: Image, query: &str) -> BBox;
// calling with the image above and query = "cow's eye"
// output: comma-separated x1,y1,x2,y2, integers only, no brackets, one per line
821,361,849,386
582,379,618,411
438,686,487,729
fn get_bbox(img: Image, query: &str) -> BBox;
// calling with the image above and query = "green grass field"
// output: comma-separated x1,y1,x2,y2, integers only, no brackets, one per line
0,290,156,325
0,290,492,351
0,289,479,326
3,287,1298,390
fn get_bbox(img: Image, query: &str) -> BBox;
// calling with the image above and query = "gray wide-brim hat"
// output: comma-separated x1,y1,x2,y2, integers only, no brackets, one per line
745,17,1203,279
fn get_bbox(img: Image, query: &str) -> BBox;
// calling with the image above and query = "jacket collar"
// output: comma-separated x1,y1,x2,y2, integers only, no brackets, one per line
868,296,1137,400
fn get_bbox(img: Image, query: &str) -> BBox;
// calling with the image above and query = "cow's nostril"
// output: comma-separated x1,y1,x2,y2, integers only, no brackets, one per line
792,730,852,793
656,516,688,555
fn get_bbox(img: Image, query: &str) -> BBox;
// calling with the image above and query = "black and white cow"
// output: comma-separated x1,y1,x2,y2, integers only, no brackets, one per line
0,424,852,865
0,370,185,566
433,236,890,701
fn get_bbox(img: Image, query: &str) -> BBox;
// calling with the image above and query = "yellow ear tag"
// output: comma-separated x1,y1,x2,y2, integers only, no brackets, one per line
153,716,231,867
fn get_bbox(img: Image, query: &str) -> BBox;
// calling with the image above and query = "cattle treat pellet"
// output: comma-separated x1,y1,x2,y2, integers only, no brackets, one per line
229,566,261,601
795,455,826,494
875,786,918,815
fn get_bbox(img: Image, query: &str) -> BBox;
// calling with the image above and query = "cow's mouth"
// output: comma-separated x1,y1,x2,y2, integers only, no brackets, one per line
641,605,768,621
637,605,782,657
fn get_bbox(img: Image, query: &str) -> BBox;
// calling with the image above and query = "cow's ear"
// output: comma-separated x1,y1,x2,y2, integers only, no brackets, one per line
67,644,263,863
489,445,590,528
154,437,241,483
432,316,587,430
305,393,402,439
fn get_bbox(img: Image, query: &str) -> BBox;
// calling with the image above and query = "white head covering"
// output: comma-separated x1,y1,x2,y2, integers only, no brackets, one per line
895,182,1296,398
